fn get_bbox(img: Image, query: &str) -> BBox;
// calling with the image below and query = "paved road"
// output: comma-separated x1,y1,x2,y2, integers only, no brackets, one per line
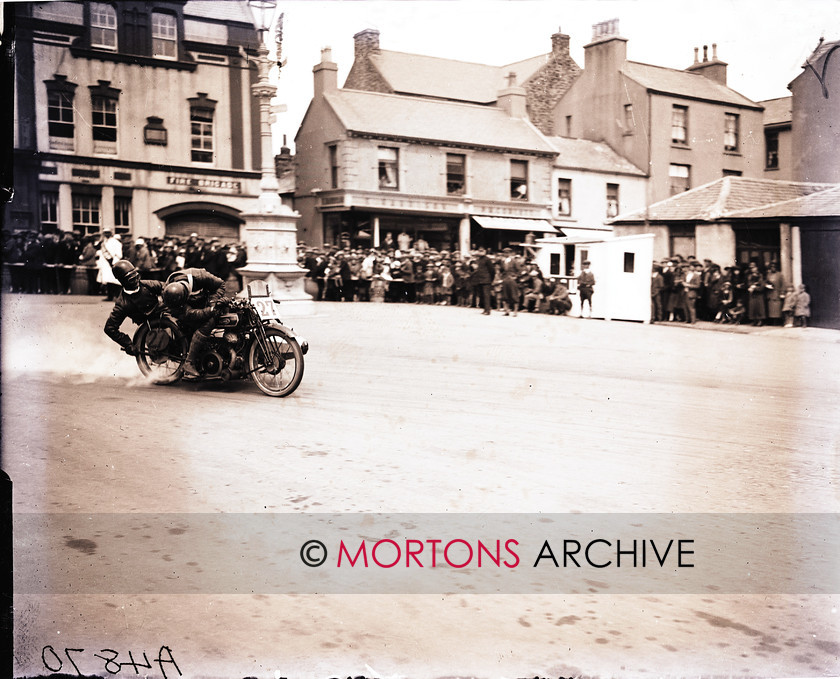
4,296,839,678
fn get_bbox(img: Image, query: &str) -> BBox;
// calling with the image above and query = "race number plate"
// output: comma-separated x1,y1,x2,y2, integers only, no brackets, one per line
252,298,279,320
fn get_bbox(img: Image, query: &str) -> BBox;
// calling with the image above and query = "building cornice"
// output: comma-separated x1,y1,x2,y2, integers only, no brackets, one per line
346,131,557,159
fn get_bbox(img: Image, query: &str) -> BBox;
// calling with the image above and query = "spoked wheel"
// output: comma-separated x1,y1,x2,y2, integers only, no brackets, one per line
134,317,187,384
248,328,304,397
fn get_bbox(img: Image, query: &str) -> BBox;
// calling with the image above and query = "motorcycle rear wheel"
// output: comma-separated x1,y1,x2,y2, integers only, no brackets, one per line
248,328,304,397
134,317,187,384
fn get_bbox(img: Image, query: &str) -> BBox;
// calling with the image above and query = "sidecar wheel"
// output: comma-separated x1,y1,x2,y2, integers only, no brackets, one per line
248,328,304,397
134,318,187,384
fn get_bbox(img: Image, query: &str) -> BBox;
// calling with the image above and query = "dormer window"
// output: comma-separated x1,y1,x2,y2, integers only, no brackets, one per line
152,12,177,59
90,2,117,51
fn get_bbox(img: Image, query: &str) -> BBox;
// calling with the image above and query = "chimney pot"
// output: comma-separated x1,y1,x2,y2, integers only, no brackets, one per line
712,43,718,60
321,46,332,62
703,45,708,62
693,47,699,64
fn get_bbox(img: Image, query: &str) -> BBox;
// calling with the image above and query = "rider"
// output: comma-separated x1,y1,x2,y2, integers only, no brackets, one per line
162,267,227,377
104,260,165,355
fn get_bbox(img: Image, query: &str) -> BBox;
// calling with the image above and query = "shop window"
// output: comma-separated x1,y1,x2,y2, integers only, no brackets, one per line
623,252,635,273
72,194,101,236
90,2,117,51
669,224,696,259
606,183,619,218
152,11,177,59
671,105,688,145
669,164,691,195
510,159,528,200
724,113,740,152
144,116,167,145
378,147,399,190
557,178,571,216
41,192,59,232
446,153,466,195
114,196,131,233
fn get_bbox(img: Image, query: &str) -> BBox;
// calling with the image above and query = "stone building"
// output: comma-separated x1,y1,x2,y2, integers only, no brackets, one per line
342,27,580,136
294,48,558,252
7,0,265,241
552,20,765,207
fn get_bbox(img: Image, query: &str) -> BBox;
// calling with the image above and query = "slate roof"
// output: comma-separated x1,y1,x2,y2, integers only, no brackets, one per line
324,89,556,153
611,177,838,223
365,50,559,104
546,136,645,176
760,96,792,126
621,61,761,109
184,0,253,24
726,185,840,219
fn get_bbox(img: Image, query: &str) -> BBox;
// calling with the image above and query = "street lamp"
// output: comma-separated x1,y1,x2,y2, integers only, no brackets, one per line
248,0,282,213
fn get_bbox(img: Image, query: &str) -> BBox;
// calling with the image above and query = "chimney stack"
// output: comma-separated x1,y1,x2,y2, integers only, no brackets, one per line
551,26,570,56
313,46,338,98
497,72,527,118
685,42,728,85
353,28,380,58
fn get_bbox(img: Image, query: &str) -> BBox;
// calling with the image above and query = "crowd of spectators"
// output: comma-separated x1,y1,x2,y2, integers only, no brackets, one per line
650,254,810,327
2,229,814,328
2,229,247,298
298,244,572,314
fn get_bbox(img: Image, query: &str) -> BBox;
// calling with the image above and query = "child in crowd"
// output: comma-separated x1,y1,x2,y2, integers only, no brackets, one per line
438,264,454,305
781,285,797,327
794,284,811,327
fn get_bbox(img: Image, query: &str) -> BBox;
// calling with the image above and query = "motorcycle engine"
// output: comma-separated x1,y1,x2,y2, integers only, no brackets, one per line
198,350,226,378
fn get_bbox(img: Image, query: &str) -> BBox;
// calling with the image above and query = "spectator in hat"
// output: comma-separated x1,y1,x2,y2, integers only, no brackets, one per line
499,247,522,316
577,260,596,318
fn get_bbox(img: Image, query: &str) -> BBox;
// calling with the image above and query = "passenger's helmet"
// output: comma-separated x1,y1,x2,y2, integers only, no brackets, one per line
112,260,140,292
163,281,190,308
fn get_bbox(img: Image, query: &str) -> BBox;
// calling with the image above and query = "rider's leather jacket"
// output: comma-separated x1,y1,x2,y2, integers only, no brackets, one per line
165,268,227,324
104,280,165,350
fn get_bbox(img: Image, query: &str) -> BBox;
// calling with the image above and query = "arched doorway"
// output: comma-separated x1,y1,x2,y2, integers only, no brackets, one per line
155,202,244,241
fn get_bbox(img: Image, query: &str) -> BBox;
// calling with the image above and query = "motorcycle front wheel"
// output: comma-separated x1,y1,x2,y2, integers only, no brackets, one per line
134,317,187,384
248,328,305,397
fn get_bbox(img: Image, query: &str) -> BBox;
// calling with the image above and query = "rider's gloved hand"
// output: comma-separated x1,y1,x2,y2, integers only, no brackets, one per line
122,344,137,357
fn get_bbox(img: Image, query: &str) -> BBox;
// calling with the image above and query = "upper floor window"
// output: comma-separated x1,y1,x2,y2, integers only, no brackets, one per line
90,3,117,51
329,145,339,189
45,75,77,150
623,104,634,133
152,12,177,59
41,192,59,231
565,115,572,137
446,153,466,195
510,160,528,200
669,164,691,195
189,94,217,163
92,95,118,142
72,194,101,236
378,147,399,190
765,130,779,169
671,105,688,145
606,183,620,218
557,178,571,216
723,169,742,177
724,113,740,152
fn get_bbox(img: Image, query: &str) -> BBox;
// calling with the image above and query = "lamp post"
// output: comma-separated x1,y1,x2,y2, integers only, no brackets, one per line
237,0,314,314
248,0,282,213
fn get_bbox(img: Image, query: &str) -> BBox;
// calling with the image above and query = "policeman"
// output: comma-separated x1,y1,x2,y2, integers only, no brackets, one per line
104,260,164,355
162,268,227,377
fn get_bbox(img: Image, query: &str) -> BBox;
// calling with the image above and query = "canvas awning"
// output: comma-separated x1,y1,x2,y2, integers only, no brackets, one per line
472,216,556,233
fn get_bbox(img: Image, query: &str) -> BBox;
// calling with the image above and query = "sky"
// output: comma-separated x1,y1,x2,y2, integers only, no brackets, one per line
267,0,840,151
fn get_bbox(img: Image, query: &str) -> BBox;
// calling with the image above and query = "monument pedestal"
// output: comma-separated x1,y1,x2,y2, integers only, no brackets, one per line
237,207,315,318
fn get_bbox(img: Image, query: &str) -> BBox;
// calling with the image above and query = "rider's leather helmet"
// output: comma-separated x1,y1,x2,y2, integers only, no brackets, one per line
163,281,190,308
112,260,140,292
